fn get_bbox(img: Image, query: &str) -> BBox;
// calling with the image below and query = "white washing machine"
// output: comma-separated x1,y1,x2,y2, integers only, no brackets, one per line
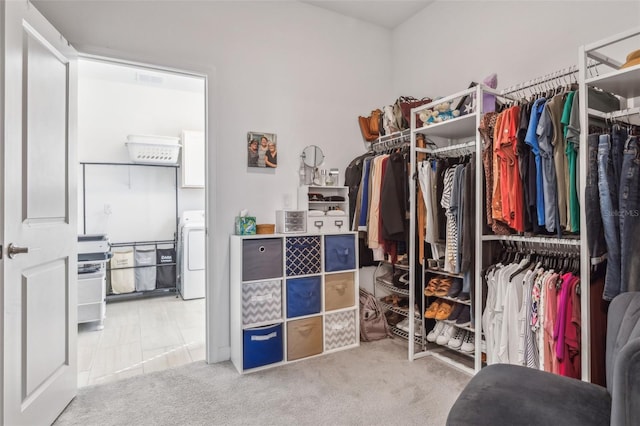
178,210,205,300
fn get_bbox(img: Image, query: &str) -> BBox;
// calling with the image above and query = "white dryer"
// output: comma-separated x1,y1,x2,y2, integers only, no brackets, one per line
178,210,205,300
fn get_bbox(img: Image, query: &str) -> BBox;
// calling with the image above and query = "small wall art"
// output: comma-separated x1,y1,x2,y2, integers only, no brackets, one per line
247,131,277,168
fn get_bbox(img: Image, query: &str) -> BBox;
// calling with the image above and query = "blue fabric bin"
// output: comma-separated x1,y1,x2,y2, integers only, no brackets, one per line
286,276,322,318
243,323,283,369
324,234,356,272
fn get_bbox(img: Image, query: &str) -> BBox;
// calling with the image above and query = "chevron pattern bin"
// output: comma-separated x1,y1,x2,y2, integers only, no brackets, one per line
242,280,282,326
324,310,357,351
285,236,321,276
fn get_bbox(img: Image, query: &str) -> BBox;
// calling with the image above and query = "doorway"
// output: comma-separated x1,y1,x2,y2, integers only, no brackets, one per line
75,57,208,387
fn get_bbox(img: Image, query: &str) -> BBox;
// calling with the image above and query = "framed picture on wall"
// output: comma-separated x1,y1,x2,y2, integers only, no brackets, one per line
247,131,277,168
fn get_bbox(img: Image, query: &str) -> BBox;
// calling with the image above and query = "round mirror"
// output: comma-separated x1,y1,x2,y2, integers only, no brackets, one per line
301,145,324,167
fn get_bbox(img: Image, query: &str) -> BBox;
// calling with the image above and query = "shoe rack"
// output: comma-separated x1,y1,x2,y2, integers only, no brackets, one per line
407,85,504,373
423,270,475,359
373,259,424,345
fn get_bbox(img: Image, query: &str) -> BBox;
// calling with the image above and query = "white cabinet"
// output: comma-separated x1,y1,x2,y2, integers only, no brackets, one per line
297,185,350,233
230,232,359,373
181,130,205,188
77,263,106,329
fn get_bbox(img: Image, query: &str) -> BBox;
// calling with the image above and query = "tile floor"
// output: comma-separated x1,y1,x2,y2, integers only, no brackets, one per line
77,295,205,387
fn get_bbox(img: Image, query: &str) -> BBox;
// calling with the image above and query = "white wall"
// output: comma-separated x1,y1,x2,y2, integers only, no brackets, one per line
392,1,640,97
78,61,205,241
34,1,393,362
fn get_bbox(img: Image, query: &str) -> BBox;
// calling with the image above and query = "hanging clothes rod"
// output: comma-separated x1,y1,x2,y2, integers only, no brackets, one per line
371,129,411,152
501,62,600,96
426,140,475,155
483,234,581,246
498,238,581,254
417,140,475,156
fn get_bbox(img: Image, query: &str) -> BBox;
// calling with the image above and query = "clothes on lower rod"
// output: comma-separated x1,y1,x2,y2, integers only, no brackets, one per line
483,259,581,379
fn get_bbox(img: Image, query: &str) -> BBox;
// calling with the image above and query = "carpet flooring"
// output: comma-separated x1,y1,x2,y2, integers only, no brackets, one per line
55,338,471,426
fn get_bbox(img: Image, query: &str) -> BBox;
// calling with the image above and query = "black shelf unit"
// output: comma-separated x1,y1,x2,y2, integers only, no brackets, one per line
80,162,180,300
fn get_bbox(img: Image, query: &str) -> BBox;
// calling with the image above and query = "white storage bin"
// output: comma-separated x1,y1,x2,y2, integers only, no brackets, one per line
78,302,105,323
78,271,105,304
307,215,349,233
126,134,181,164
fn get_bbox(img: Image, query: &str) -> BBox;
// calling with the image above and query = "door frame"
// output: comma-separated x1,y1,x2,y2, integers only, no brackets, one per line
76,53,214,362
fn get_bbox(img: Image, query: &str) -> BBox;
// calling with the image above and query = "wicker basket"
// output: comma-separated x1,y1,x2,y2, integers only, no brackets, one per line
256,224,275,234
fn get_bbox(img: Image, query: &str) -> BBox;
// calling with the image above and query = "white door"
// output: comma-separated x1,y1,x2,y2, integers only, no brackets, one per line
2,1,78,424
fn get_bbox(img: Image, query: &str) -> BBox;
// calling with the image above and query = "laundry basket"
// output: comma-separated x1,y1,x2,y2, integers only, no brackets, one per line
126,134,181,165
156,247,176,289
110,249,135,294
134,246,157,292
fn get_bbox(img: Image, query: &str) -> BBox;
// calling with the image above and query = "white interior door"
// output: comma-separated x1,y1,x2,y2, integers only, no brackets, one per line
2,1,78,424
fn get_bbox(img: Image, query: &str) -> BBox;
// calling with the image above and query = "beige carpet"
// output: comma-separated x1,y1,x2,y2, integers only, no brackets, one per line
55,338,471,426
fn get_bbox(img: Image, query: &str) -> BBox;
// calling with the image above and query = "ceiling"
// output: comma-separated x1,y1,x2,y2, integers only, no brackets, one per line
301,1,434,29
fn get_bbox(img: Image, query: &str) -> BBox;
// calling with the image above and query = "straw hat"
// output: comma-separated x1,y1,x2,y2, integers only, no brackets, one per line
621,49,640,69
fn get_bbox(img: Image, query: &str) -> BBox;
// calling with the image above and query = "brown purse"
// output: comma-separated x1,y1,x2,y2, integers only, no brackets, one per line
369,109,382,135
358,116,376,142
358,109,382,142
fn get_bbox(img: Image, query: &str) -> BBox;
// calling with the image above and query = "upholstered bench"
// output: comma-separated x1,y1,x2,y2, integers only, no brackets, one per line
447,292,640,426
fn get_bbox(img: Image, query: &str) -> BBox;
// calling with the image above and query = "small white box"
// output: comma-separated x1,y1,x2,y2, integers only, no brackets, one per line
276,210,307,234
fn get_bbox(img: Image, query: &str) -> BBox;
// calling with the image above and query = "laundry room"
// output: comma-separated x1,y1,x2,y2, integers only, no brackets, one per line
76,58,207,387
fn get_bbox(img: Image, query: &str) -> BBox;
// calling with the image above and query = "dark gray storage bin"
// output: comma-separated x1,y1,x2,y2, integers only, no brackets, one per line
156,248,176,289
242,238,283,281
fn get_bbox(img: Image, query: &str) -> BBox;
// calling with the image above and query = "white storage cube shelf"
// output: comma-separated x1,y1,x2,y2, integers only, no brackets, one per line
230,232,360,373
126,134,181,165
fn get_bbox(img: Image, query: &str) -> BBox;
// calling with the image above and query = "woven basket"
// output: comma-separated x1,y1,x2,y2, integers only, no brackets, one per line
256,224,275,234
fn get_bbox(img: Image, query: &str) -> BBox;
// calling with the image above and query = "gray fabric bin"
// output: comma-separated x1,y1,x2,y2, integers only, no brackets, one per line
242,238,283,281
135,247,157,292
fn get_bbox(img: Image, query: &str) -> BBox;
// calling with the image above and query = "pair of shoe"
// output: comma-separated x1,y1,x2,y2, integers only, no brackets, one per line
385,310,402,327
428,321,457,345
456,292,470,302
447,278,463,298
380,295,409,308
426,321,475,352
446,304,471,326
392,271,409,289
449,328,475,352
396,317,422,336
424,299,454,320
424,277,453,297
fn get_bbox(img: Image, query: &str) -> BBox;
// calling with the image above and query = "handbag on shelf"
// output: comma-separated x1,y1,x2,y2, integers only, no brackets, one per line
393,96,432,129
357,109,382,142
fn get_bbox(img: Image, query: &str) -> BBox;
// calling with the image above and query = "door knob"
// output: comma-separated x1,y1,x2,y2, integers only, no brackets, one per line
7,243,29,259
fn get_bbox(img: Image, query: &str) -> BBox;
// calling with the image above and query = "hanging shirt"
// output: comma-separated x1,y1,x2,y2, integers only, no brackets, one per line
561,91,576,140
367,155,387,252
357,157,373,230
547,94,568,230
441,166,458,273
496,106,524,232
566,92,580,232
492,113,505,222
537,104,558,233
525,98,547,227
